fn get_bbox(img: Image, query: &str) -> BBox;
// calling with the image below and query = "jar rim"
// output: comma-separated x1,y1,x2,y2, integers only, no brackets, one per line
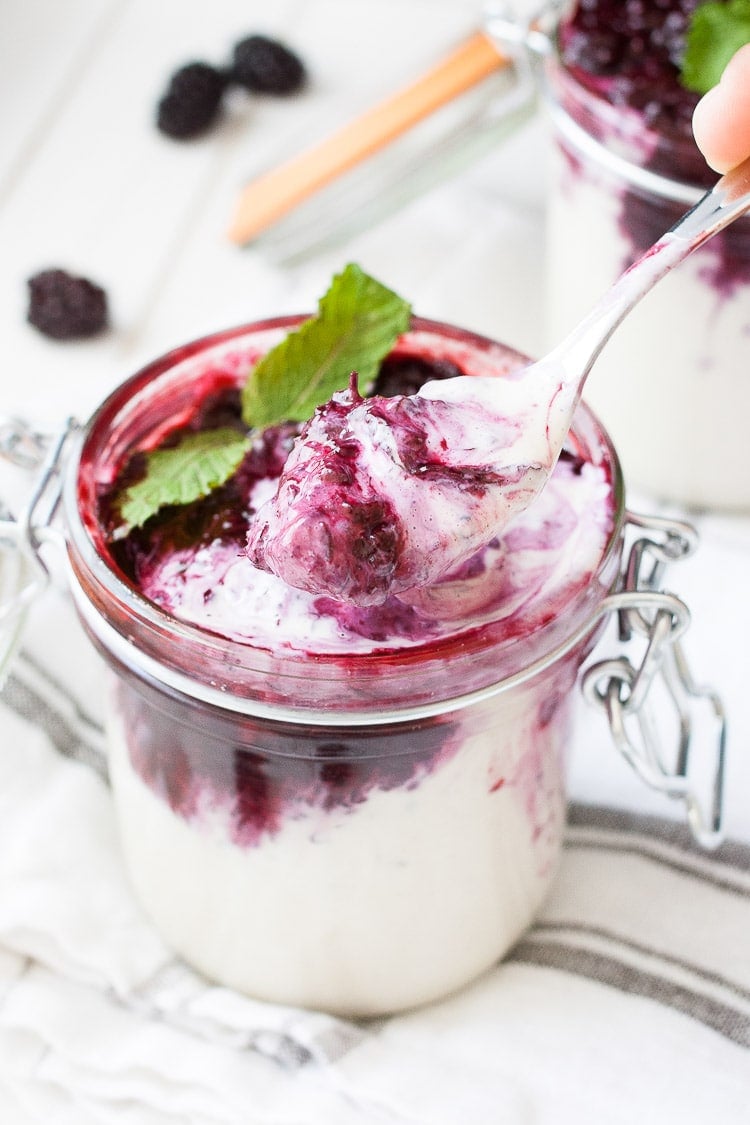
63,315,626,723
68,568,620,726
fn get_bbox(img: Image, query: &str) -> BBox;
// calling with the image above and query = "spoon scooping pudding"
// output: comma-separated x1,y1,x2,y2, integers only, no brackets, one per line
248,154,750,605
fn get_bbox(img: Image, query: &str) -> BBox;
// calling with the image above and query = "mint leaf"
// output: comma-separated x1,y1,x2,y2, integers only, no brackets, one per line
110,265,411,538
241,262,411,429
682,0,750,94
118,428,251,531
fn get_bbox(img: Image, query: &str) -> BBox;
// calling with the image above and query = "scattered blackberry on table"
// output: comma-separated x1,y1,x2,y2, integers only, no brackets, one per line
156,62,227,139
229,35,306,95
154,36,307,141
27,268,108,340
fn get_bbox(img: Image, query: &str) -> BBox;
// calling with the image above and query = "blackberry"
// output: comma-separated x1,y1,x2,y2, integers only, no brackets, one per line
559,0,707,182
373,355,462,398
27,268,108,340
230,35,306,95
156,62,227,139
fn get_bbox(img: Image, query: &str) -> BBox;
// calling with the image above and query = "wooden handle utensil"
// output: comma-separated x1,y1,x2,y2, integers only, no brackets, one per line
228,31,510,244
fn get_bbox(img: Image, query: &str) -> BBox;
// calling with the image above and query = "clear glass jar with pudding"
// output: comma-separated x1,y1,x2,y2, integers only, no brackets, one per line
63,316,624,1016
543,0,750,511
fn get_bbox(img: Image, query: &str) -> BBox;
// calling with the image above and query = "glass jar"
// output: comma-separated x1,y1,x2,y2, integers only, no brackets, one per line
57,316,626,1016
542,21,750,511
1,316,723,1017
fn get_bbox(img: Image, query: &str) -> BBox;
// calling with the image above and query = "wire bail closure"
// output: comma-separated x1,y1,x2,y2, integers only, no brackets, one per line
0,416,79,686
482,1,560,61
583,512,727,850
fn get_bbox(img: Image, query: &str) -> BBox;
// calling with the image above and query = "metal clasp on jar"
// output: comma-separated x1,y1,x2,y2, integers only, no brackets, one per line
582,512,726,850
483,1,562,60
0,415,79,685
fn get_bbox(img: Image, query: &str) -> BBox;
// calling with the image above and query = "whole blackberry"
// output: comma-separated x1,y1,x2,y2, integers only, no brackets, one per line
27,269,108,340
230,35,306,95
157,62,227,139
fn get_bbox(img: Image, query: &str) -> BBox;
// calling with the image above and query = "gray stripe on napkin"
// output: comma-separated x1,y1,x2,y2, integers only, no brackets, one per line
566,837,750,898
17,647,105,738
510,937,750,1049
537,807,750,1044
1,670,108,782
532,920,750,1006
124,958,367,1068
568,802,750,872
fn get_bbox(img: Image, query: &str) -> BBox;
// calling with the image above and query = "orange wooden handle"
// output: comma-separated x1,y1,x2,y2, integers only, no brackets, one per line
228,31,508,244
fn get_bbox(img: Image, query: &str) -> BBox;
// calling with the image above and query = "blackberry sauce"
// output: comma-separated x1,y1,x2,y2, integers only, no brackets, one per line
559,0,702,172
116,667,461,845
102,351,465,835
104,353,456,589
246,375,516,606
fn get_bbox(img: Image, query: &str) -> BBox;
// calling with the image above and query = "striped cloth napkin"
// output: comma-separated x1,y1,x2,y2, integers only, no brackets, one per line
0,578,748,1125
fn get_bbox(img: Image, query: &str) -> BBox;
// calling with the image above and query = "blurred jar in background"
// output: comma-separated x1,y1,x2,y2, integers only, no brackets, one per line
543,0,750,511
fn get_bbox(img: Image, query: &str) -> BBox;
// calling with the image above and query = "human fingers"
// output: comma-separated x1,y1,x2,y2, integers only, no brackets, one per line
693,43,750,172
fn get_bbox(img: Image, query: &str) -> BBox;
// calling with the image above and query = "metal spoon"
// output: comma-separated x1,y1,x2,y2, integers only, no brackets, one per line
512,151,750,483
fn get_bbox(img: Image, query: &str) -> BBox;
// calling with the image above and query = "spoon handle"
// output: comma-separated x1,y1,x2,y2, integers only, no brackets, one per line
551,152,750,396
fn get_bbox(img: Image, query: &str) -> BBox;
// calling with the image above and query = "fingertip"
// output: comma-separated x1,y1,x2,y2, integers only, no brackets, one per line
692,44,750,173
720,40,750,82
692,87,732,173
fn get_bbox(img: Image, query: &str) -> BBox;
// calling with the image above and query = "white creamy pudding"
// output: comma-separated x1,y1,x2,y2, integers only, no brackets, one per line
107,677,567,1015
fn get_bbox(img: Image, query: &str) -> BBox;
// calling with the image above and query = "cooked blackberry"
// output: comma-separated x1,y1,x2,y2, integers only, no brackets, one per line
156,62,227,139
230,35,306,95
559,0,701,142
374,355,462,398
27,268,108,340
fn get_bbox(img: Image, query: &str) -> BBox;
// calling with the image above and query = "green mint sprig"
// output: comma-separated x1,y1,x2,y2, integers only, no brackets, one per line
115,264,411,533
118,428,251,533
242,263,411,427
681,0,750,94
